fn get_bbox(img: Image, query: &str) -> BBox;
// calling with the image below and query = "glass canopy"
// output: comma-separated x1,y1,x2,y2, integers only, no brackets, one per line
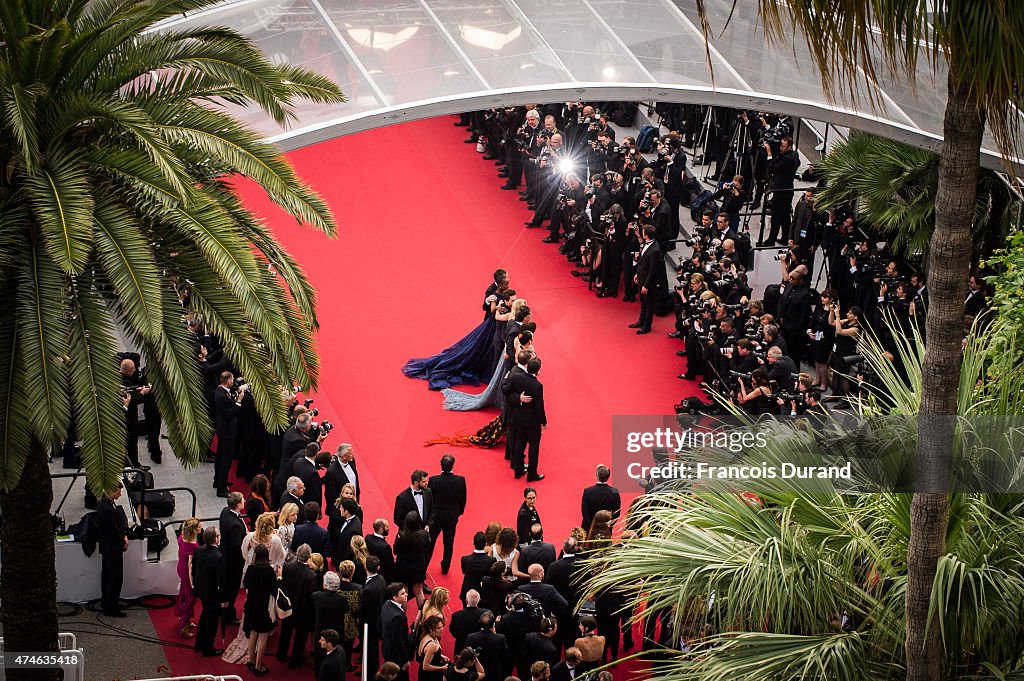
161,0,1010,169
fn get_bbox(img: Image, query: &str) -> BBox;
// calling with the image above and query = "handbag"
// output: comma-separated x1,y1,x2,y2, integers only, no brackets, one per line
275,588,292,620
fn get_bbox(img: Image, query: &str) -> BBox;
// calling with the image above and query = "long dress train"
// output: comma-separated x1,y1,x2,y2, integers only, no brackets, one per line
403,316,498,390
441,358,508,411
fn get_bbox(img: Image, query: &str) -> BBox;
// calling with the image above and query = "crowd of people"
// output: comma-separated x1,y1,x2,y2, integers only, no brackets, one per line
150,443,639,681
455,103,990,414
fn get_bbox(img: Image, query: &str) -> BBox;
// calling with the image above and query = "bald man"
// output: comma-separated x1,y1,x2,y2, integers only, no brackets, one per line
517,564,568,618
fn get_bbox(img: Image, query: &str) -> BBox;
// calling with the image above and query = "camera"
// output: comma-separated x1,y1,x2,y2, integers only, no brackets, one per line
303,398,314,408
773,249,790,262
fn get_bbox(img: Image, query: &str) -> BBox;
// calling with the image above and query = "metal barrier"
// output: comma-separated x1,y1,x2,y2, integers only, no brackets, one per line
0,632,85,681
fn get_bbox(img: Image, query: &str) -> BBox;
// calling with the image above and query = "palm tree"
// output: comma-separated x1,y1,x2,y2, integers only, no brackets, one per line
582,319,1024,680
694,4,1024,678
813,132,1015,260
0,0,344,669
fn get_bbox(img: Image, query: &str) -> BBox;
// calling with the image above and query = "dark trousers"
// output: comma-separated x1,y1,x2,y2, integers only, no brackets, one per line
782,328,807,369
100,551,123,614
638,290,655,331
509,423,541,475
224,556,243,619
430,516,459,572
277,617,310,662
214,433,235,490
363,628,381,678
195,599,221,654
766,194,792,244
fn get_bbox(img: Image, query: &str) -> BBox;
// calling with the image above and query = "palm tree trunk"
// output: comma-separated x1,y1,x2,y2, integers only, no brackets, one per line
0,436,60,681
905,56,985,681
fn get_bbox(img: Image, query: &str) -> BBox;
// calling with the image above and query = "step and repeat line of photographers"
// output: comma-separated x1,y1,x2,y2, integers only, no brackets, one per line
457,102,990,415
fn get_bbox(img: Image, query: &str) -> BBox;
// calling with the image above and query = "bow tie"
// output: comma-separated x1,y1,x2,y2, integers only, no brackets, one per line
412,490,423,496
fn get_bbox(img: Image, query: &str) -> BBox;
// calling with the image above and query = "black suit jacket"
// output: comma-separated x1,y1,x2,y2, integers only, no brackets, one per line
648,200,672,244
544,555,578,605
292,521,332,560
213,386,239,439
361,574,387,628
428,471,467,523
95,498,128,556
460,551,498,602
503,371,546,428
635,240,664,291
312,590,350,640
365,534,396,584
328,512,363,567
503,320,523,361
965,290,987,318
465,630,507,681
281,559,319,625
379,601,410,665
518,581,568,617
450,606,485,654
192,544,226,605
294,456,324,509
274,450,308,505
394,488,434,529
279,491,304,512
551,661,583,681
324,457,359,511
218,507,247,568
517,541,556,574
778,283,813,334
581,483,622,531
496,609,532,650
317,647,347,681
768,149,800,191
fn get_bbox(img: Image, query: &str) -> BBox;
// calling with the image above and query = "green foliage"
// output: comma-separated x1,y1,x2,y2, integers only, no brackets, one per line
0,0,345,495
983,231,1024,360
814,133,1013,258
581,320,1024,680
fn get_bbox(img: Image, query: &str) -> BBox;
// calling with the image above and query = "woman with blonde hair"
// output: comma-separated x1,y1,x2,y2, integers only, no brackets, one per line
337,483,363,520
276,502,299,550
242,512,287,570
309,552,326,589
174,517,201,638
418,586,450,628
350,534,369,584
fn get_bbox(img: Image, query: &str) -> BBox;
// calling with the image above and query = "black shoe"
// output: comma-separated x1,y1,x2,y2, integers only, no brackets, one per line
636,328,651,335
463,136,477,143
756,241,769,247
681,373,697,380
483,154,497,160
519,195,530,201
596,292,607,298
500,184,518,190
454,120,468,126
514,469,526,479
676,350,686,357
527,473,545,482
497,171,508,178
103,610,128,618
581,274,592,282
667,331,682,339
571,270,584,277
628,322,643,329
216,489,229,498
542,236,558,243
441,567,450,575
202,649,224,657
150,454,162,464
131,464,151,471
623,296,635,303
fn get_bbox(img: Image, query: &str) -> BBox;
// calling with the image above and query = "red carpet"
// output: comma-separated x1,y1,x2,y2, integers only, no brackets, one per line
151,116,698,679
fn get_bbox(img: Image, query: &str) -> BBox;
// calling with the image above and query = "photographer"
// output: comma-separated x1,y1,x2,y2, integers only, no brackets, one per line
712,176,745,232
596,203,627,298
764,346,797,389
528,133,570,230
642,189,672,249
621,217,642,303
655,135,689,244
542,171,585,245
789,190,825,269
759,136,800,247
777,270,813,369
828,305,862,396
213,371,248,497
729,339,760,374
119,356,153,470
736,367,774,415
761,324,787,357
806,288,838,390
445,647,486,681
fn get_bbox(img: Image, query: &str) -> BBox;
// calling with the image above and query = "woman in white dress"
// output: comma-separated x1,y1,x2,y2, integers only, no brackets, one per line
276,502,299,553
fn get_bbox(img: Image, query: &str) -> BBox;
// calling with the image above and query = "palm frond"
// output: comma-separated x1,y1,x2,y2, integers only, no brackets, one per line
1,82,45,173
24,151,94,274
0,300,32,492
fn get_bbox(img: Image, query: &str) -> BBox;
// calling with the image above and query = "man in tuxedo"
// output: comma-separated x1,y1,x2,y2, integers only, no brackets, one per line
96,486,129,617
498,593,536,679
777,269,814,369
761,136,801,246
312,573,350,677
965,273,988,319
518,564,568,618
324,443,359,512
551,648,583,681
428,454,467,574
192,527,227,656
294,443,325,509
449,590,485,654
503,357,547,481
460,531,497,605
629,224,665,335
292,501,332,558
218,491,247,623
545,538,578,649
276,440,317,507
503,306,533,366
501,349,532,467
277,415,325,502
329,499,363,568
393,470,434,533
466,610,508,681
362,556,387,678
278,544,319,667
366,518,396,584
518,524,556,574
213,371,245,496
581,464,622,531
380,583,411,681
317,629,346,681
280,475,306,510
646,189,673,248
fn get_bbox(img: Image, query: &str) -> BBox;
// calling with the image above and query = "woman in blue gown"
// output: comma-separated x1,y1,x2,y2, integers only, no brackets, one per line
402,288,515,391
443,318,535,412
